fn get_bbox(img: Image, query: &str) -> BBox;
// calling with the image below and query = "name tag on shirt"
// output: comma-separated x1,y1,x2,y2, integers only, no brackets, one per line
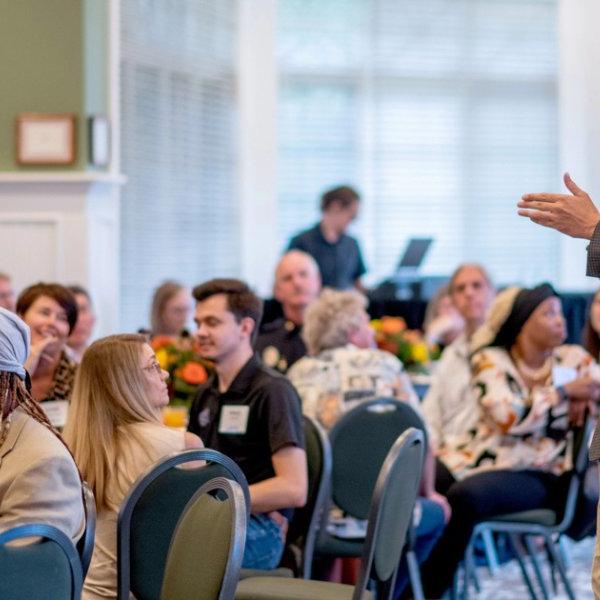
218,405,250,434
552,366,577,388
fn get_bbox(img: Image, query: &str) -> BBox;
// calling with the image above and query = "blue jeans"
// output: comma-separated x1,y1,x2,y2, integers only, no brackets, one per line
394,497,445,599
242,514,285,569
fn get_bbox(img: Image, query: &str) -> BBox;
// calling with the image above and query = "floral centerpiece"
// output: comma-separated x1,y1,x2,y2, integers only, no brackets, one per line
150,334,213,411
371,316,441,374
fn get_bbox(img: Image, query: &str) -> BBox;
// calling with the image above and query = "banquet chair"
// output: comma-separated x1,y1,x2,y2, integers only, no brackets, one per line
77,480,97,577
310,398,428,599
238,415,332,581
117,448,249,600
288,415,332,579
462,416,595,600
0,523,83,600
161,477,247,600
235,427,424,600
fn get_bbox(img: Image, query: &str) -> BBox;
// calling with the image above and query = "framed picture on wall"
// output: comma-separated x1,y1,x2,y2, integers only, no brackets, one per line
15,113,76,165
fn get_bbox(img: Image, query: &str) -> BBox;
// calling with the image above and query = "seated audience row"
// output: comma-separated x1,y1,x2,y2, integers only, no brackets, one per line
3,263,600,599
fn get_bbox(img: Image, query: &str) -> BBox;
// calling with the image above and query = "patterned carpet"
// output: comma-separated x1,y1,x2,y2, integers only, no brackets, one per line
461,536,595,599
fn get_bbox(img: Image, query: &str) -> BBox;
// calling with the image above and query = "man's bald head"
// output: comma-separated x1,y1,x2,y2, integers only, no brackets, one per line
274,251,321,323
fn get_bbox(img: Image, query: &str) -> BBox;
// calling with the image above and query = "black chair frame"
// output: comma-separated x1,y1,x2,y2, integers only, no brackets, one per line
117,447,249,600
295,415,333,579
163,476,247,600
77,480,97,577
312,398,428,599
0,523,83,600
463,416,595,600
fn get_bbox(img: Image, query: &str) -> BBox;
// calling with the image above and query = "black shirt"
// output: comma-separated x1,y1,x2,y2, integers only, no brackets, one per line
255,318,307,374
187,354,305,487
288,223,367,289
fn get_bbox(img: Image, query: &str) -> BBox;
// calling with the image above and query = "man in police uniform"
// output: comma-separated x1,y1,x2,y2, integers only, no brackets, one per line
256,251,321,373
188,278,307,570
519,172,600,595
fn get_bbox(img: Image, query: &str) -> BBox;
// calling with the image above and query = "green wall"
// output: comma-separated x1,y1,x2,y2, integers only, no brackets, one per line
0,0,106,171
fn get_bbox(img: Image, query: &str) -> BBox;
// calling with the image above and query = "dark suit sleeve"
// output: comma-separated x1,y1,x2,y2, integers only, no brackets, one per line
586,222,600,278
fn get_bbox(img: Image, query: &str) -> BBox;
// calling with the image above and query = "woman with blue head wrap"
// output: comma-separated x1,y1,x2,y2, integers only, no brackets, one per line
0,307,84,542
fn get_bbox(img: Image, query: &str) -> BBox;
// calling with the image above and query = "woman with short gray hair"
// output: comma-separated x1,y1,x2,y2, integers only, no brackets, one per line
302,288,370,356
288,288,448,599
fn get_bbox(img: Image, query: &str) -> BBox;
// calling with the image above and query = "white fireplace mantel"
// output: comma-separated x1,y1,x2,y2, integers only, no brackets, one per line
0,172,125,336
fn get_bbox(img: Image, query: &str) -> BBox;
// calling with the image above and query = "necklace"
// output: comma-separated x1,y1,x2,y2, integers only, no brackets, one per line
513,354,552,382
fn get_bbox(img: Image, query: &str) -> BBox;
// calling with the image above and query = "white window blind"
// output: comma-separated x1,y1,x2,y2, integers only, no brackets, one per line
120,0,239,332
276,0,559,287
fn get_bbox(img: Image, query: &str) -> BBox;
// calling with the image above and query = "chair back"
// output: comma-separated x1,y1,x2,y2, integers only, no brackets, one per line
0,523,83,600
353,428,424,600
329,397,427,519
77,480,97,577
285,415,332,577
561,415,596,536
161,477,247,600
117,448,249,600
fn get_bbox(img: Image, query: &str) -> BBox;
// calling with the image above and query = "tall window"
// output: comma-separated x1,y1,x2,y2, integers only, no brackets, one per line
277,0,558,287
120,0,239,331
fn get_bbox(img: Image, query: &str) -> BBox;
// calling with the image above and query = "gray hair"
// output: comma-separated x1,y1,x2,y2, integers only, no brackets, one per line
448,263,494,294
302,288,368,355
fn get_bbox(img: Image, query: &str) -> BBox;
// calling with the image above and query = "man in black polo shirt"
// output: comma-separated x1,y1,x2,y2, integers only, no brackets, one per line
188,278,307,569
288,185,367,290
256,250,321,373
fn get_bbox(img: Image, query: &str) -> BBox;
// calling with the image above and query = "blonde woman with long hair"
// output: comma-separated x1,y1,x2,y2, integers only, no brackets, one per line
63,334,202,600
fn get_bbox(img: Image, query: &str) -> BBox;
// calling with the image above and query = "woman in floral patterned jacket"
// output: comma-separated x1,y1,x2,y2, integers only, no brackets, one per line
421,283,600,598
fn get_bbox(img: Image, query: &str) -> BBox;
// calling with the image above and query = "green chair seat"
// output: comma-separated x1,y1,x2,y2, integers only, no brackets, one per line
490,509,557,526
117,448,250,599
161,477,247,600
236,576,372,600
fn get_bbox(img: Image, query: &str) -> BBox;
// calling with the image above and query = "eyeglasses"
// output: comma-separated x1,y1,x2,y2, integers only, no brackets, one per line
142,360,163,375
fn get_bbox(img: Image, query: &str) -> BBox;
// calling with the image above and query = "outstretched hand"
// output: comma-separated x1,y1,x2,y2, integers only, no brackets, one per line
518,173,600,239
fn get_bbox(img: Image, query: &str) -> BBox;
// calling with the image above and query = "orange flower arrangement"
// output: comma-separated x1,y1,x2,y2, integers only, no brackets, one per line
150,334,212,410
371,316,440,373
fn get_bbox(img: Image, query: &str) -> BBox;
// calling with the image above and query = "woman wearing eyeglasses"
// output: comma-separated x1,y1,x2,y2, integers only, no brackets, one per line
63,334,202,600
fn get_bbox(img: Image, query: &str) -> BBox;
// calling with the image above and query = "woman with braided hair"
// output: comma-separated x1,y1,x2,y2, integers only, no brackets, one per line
0,307,84,542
